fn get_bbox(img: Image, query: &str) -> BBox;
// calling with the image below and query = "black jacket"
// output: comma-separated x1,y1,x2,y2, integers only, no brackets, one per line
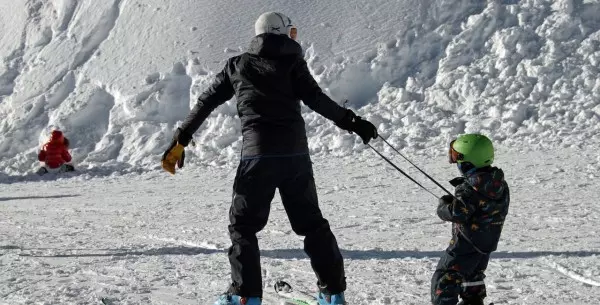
178,33,350,158
437,167,510,253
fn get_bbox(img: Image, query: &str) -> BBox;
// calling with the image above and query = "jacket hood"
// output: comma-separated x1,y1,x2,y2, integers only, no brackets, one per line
247,33,302,58
465,167,506,199
50,130,64,143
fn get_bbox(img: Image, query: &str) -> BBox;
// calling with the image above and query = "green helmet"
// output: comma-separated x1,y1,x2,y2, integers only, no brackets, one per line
451,134,494,168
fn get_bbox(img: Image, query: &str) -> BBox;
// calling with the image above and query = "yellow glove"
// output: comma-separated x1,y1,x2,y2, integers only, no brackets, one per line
161,143,185,175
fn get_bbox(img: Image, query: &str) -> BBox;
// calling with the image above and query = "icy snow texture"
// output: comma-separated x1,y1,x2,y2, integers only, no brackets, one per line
1,149,600,304
0,0,599,176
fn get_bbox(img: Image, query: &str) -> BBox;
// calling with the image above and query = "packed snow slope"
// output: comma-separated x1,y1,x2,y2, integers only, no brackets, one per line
1,149,600,304
1,0,600,175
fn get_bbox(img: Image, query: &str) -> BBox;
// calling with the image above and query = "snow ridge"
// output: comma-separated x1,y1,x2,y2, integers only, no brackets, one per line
0,0,599,177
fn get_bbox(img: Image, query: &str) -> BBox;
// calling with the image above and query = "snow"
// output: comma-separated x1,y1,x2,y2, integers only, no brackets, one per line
2,0,599,174
1,0,600,304
2,150,600,304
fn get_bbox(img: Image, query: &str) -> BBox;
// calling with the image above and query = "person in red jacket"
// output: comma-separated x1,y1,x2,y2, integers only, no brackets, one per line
37,130,74,174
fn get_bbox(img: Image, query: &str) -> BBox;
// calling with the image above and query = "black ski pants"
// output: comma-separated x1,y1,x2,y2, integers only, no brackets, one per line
431,245,489,305
227,155,345,298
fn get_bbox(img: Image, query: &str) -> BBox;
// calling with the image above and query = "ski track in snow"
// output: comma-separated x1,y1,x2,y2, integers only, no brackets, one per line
1,150,599,304
71,0,123,70
545,260,600,287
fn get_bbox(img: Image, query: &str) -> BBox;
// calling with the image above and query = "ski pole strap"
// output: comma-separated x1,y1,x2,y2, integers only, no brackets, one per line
367,144,439,199
379,136,453,196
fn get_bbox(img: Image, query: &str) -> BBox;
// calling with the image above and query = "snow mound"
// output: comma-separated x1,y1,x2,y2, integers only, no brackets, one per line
1,0,599,175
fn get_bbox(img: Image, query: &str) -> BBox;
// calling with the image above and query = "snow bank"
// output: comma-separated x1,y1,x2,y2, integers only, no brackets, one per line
1,0,599,175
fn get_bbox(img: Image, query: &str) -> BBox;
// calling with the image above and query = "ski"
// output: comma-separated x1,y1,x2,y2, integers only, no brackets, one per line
100,297,114,305
273,280,318,305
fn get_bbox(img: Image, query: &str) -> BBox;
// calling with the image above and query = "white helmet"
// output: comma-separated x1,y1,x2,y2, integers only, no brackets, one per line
255,12,297,40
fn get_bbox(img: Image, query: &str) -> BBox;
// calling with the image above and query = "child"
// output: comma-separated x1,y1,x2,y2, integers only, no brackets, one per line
37,130,74,175
431,134,510,305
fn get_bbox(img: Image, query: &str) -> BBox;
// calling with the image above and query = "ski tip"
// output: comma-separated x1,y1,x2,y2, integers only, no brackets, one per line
100,297,113,305
274,280,293,293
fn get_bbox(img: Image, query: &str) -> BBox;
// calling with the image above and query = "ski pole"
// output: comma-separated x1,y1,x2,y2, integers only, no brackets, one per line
378,136,453,196
371,139,489,254
367,144,439,199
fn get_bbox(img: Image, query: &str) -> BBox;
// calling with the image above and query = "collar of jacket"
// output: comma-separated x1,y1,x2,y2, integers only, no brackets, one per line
247,33,302,58
465,166,506,199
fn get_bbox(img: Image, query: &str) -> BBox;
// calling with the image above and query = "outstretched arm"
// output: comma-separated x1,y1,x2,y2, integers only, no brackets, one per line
177,63,235,145
291,58,348,122
161,62,234,174
291,58,378,144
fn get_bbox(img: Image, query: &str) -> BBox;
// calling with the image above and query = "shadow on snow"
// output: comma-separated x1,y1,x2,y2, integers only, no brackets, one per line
13,246,600,260
0,194,81,202
262,249,600,260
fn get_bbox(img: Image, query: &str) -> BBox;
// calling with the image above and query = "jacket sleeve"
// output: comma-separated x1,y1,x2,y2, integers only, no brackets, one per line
437,185,477,224
178,62,235,145
62,147,72,163
291,58,348,123
38,149,46,162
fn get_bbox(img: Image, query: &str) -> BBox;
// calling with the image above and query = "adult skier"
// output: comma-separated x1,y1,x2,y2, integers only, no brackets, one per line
431,134,510,305
162,12,378,305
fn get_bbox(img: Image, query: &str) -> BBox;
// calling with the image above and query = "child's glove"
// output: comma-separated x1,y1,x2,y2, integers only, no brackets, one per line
162,141,185,175
439,194,455,205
